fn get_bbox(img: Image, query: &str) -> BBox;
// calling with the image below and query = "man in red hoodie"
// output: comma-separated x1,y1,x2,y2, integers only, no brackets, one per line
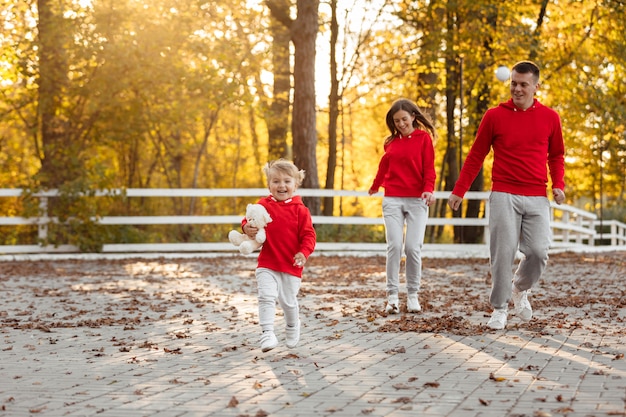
448,61,566,330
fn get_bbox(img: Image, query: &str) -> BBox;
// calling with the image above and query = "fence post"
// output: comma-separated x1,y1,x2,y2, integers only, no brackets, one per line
38,196,48,244
483,199,490,245
576,214,583,245
562,211,570,244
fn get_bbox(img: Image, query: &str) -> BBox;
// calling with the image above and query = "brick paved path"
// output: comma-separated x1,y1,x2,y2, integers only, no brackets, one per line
0,251,624,417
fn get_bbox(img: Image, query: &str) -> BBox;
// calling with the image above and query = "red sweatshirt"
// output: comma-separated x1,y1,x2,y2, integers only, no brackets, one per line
242,195,316,278
452,99,565,198
370,129,436,197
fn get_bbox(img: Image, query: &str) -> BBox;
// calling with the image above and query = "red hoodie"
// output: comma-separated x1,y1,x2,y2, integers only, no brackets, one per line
370,129,436,197
452,98,565,198
242,195,316,278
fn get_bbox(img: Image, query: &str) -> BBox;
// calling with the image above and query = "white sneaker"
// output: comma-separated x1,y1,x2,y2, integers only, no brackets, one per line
407,293,421,312
487,309,508,330
285,321,300,348
260,331,278,352
512,288,533,321
385,294,399,314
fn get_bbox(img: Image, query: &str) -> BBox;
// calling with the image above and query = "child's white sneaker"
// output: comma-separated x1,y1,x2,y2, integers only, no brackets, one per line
260,331,278,352
385,294,399,314
285,321,300,348
487,309,508,330
407,293,421,312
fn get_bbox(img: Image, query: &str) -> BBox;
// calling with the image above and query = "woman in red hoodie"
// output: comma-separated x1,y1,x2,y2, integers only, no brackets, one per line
242,159,316,352
448,61,566,330
369,99,437,315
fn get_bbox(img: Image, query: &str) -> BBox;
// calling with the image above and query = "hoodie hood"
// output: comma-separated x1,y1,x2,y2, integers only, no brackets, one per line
268,194,303,205
500,98,543,112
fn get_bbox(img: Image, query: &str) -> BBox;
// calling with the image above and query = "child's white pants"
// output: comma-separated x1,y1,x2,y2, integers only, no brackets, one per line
256,267,301,332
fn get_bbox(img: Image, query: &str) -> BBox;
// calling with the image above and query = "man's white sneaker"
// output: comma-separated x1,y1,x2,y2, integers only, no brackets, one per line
285,321,300,348
385,294,399,314
407,293,421,312
487,309,508,330
512,288,533,321
260,331,278,352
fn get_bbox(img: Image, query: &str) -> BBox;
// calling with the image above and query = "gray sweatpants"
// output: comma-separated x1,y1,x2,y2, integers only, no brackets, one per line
488,192,552,310
382,197,429,296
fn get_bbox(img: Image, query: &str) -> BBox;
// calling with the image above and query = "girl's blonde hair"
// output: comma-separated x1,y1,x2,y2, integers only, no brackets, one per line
263,159,306,186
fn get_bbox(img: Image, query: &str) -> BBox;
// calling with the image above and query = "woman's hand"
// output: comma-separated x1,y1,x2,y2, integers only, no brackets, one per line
293,252,306,267
421,192,435,207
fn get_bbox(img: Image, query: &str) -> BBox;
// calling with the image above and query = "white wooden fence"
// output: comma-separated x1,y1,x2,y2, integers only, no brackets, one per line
0,188,623,256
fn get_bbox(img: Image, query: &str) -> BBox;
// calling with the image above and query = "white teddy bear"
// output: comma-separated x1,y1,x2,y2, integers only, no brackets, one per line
228,203,272,255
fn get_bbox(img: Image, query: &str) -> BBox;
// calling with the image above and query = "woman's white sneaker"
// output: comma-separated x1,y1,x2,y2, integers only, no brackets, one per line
385,294,399,314
407,293,421,312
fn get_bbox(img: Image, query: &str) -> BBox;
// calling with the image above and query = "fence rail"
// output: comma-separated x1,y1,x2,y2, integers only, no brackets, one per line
0,188,623,256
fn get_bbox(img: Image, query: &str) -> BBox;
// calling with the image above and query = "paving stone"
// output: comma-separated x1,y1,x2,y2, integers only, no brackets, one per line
0,252,624,417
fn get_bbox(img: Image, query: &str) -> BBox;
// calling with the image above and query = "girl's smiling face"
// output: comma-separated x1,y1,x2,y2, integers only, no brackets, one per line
393,110,416,137
268,170,297,201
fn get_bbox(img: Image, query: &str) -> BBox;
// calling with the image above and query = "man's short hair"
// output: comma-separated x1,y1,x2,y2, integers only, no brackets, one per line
512,61,540,81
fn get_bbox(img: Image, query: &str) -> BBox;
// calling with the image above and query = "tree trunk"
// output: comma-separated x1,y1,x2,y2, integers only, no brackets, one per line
37,0,72,188
291,0,320,214
461,7,498,243
461,78,489,243
323,0,339,216
267,0,291,161
444,54,461,242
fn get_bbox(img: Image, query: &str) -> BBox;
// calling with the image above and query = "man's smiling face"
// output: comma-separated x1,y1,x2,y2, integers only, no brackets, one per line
510,70,539,110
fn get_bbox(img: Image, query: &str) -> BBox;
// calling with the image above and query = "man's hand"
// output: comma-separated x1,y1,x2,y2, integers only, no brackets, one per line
448,194,463,211
553,188,565,205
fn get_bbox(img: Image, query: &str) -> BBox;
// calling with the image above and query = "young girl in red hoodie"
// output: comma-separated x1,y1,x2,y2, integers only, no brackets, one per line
369,99,437,315
242,159,316,352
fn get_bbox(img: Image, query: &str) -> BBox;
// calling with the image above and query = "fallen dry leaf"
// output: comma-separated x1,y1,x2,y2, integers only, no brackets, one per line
391,397,412,404
489,373,506,382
